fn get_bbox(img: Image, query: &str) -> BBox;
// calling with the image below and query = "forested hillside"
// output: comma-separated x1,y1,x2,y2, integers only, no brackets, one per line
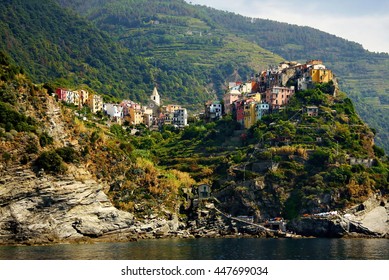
0,0,156,100
1,0,388,151
58,0,283,106
0,0,282,110
57,0,389,151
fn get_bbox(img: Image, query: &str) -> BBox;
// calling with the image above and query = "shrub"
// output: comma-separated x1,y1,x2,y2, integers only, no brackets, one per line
55,146,79,163
0,102,37,132
0,85,18,105
4,132,13,141
308,148,330,167
373,145,385,158
90,131,100,145
26,142,39,154
181,125,206,140
2,152,11,162
39,132,53,147
138,137,156,149
119,142,134,155
36,151,66,173
110,124,125,138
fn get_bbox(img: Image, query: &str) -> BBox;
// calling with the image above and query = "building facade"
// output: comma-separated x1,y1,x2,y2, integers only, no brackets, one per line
205,101,222,121
173,108,188,127
87,94,103,114
265,86,295,111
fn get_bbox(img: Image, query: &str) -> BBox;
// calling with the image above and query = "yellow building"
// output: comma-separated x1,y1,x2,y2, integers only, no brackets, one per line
72,90,89,108
80,90,89,105
87,94,103,114
247,92,261,102
310,69,333,83
73,91,81,108
166,104,181,113
127,107,144,125
244,101,257,129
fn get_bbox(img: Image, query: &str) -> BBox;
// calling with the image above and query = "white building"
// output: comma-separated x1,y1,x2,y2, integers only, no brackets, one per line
256,102,270,120
173,108,188,127
104,103,124,119
205,101,222,121
150,87,160,107
66,90,75,104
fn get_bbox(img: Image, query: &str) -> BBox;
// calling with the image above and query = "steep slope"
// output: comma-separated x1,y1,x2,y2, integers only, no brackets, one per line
155,89,388,217
0,53,194,244
0,0,155,101
56,0,284,107
0,52,138,245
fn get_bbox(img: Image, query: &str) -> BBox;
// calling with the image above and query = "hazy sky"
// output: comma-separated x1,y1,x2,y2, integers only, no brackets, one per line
186,0,389,53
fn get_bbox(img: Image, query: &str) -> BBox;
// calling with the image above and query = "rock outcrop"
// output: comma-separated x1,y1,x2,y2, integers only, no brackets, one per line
1,163,387,245
288,195,389,238
0,166,137,245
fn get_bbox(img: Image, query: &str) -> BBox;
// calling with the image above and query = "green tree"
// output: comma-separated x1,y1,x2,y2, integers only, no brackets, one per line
36,151,66,173
308,148,331,167
55,146,79,163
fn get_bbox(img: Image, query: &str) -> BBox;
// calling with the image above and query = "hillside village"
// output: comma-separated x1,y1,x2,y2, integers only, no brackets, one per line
55,59,335,133
55,86,188,129
53,59,375,169
205,59,336,128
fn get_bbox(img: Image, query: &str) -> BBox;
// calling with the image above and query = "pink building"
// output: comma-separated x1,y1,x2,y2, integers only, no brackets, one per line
120,100,141,116
265,86,295,110
223,92,241,114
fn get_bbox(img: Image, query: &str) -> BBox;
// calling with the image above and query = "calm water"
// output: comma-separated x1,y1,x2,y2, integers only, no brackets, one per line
0,238,388,260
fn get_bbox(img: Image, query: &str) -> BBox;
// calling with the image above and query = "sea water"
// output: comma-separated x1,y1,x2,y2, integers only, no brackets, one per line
0,238,388,260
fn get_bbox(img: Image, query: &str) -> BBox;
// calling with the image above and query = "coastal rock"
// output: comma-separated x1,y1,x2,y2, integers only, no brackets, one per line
288,196,389,238
0,167,135,245
344,197,389,236
288,217,346,237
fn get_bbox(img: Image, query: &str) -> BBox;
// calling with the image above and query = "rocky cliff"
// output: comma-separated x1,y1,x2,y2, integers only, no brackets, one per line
1,161,387,245
0,165,139,245
288,195,389,238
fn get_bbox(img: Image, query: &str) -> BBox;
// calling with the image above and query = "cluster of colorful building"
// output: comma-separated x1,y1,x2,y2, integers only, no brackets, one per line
55,59,333,130
204,60,334,129
55,87,188,128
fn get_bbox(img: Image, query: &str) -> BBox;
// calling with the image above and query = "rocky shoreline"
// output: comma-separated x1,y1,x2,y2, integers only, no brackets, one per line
0,167,387,246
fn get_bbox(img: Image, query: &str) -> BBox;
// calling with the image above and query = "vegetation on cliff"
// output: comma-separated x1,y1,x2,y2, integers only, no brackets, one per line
151,83,388,219
0,52,193,219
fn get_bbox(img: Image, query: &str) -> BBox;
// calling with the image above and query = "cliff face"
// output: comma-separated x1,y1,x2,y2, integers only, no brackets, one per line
288,196,389,238
0,166,136,245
